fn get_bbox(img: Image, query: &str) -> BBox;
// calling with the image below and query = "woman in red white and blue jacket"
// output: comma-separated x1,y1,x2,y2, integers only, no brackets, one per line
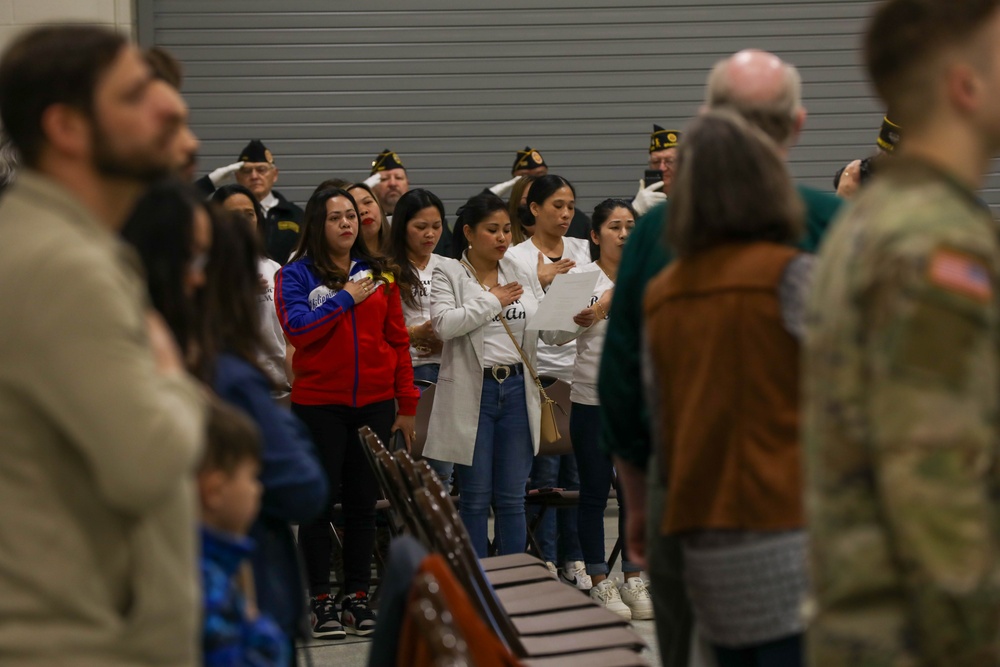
275,187,419,640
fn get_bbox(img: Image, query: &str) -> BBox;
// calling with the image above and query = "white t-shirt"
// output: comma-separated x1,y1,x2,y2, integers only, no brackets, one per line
568,262,614,405
482,263,528,367
402,254,448,367
257,257,290,396
505,236,592,381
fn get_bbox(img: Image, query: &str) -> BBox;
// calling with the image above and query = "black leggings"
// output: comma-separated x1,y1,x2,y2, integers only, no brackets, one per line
292,400,395,597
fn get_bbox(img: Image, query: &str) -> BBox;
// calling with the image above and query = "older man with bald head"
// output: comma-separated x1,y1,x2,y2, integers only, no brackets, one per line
598,49,842,667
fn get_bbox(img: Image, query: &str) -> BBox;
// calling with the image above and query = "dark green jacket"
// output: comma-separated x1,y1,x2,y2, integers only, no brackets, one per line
598,184,842,468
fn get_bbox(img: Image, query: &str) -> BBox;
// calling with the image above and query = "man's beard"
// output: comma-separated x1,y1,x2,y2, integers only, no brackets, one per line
91,123,173,184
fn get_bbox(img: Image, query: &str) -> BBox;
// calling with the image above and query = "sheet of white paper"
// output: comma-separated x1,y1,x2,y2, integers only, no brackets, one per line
527,271,600,332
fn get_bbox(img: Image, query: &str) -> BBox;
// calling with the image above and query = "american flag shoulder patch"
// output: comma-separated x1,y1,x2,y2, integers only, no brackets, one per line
928,248,992,302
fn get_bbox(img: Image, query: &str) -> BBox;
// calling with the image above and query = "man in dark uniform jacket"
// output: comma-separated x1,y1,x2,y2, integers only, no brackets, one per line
197,140,303,264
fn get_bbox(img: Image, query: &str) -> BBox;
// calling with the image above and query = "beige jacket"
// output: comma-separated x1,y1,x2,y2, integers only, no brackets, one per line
0,172,206,666
424,255,579,465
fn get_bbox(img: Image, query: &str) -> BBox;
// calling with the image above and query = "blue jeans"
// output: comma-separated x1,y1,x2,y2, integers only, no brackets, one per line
528,452,583,564
456,373,534,557
571,402,640,576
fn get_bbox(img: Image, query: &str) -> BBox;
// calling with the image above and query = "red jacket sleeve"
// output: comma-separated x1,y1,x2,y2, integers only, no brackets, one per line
384,281,419,415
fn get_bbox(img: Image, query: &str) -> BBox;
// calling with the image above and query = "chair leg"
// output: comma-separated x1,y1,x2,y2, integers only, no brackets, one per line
327,520,345,592
607,536,622,572
525,505,550,559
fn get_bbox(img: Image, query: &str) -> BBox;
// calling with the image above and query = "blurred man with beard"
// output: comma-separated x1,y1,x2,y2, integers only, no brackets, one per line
144,46,200,181
0,25,206,667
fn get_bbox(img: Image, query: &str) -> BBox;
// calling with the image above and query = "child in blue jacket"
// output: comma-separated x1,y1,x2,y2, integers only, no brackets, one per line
199,399,288,667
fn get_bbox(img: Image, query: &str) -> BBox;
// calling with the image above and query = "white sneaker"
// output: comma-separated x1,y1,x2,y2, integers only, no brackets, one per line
559,560,593,590
544,561,558,578
619,577,654,620
589,578,631,620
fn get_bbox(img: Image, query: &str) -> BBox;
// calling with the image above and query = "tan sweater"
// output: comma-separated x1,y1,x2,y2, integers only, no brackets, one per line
0,172,206,666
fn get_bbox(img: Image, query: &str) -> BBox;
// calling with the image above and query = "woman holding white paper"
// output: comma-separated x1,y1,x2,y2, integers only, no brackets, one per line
504,174,593,584
424,191,593,557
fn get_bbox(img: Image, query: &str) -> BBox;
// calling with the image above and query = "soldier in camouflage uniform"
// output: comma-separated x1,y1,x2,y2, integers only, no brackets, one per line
805,1,1000,665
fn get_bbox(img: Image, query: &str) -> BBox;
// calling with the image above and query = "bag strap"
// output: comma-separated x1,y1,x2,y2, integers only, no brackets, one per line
460,259,551,400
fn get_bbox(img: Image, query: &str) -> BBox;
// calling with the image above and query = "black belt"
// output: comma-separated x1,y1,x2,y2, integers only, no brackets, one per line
484,363,524,383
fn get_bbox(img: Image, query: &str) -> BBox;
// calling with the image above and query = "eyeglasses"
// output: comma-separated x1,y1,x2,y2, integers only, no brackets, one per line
238,165,274,176
648,158,677,170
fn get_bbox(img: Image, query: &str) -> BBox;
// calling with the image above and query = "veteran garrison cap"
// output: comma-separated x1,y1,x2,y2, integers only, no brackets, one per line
650,125,681,153
238,139,274,164
371,149,405,175
876,116,902,153
512,146,546,175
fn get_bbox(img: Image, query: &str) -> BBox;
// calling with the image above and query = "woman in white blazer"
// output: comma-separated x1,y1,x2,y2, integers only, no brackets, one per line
424,191,594,557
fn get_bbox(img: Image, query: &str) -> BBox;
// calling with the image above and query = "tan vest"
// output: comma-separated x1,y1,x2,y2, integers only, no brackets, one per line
643,242,803,535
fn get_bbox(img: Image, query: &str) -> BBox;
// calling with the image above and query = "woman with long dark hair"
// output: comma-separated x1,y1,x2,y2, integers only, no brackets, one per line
275,187,419,639
505,174,592,586
425,191,592,557
507,175,536,245
121,182,211,359
347,181,390,255
386,188,452,385
567,198,651,619
211,184,291,399
122,182,328,660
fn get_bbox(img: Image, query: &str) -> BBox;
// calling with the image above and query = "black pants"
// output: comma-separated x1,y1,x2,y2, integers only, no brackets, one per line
292,400,394,597
712,633,803,667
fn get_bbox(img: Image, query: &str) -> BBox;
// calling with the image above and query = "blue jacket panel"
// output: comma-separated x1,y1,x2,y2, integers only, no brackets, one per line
200,527,288,667
213,353,328,637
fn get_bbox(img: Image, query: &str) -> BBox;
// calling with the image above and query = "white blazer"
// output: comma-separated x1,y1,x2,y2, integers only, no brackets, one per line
424,254,579,465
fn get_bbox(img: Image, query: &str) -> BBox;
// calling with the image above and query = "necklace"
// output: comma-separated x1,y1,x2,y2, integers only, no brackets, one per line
532,235,563,259
595,259,616,284
464,259,502,290
482,265,505,289
411,255,431,272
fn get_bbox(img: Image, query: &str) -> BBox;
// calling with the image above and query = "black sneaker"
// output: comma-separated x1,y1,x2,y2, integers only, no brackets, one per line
340,591,377,636
310,594,346,639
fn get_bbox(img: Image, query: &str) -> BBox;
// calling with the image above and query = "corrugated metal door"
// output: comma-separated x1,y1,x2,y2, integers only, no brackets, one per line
139,0,1000,217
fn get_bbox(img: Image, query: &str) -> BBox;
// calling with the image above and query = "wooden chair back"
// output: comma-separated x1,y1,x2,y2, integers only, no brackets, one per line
359,427,426,539
358,426,391,496
411,486,525,657
406,572,470,667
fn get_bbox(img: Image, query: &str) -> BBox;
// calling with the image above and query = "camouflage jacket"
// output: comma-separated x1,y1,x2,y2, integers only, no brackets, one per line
804,158,1000,666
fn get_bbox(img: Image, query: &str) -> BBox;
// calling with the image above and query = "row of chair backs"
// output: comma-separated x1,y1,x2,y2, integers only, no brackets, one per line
360,426,649,666
359,426,423,540
359,427,529,658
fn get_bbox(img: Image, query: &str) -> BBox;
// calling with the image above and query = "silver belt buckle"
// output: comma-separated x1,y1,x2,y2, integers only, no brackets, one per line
491,364,511,383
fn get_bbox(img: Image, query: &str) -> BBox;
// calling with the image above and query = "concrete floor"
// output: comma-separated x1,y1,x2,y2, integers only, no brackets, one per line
297,501,664,666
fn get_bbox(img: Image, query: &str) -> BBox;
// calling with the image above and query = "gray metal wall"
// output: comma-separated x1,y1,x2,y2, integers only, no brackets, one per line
139,0,1000,219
